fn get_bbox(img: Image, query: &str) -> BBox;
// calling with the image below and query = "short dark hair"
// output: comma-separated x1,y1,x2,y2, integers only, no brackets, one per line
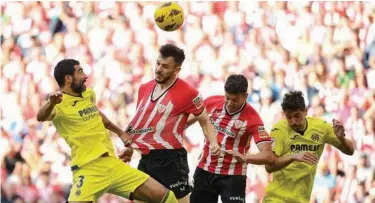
281,90,306,112
159,44,185,65
224,74,248,94
54,59,80,88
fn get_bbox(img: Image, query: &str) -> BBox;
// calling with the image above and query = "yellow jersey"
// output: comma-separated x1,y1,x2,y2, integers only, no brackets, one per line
263,117,342,203
52,88,116,168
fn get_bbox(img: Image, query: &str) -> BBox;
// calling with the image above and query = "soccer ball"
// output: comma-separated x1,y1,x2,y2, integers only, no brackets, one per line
154,2,184,32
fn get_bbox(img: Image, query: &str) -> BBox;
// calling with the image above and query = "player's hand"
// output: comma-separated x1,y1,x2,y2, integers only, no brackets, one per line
49,91,63,105
119,148,134,163
209,143,221,156
292,152,318,165
225,150,246,163
333,119,345,139
119,132,132,147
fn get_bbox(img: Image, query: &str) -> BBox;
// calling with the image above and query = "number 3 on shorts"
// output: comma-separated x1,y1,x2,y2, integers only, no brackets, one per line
77,175,85,188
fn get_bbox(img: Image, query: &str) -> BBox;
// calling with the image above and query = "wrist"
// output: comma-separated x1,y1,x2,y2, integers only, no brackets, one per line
291,154,296,161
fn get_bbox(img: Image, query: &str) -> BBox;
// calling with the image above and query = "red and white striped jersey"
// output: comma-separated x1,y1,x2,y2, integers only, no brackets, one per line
197,95,271,176
127,78,204,154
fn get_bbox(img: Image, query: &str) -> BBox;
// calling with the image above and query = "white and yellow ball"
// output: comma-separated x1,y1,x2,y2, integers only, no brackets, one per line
154,2,184,32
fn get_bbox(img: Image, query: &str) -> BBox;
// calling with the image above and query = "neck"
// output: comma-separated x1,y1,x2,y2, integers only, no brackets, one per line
61,86,80,97
158,77,177,90
226,101,245,114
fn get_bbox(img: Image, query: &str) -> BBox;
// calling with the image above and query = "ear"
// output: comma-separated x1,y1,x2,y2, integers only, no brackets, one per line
174,66,181,74
303,108,308,116
65,75,73,85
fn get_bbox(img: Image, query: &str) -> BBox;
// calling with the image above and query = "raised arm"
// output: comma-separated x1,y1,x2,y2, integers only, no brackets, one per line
37,92,62,121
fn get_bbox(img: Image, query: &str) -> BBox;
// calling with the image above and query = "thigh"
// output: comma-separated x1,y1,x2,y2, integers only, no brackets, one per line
106,157,149,199
143,152,191,199
68,167,110,201
219,175,246,203
190,168,218,203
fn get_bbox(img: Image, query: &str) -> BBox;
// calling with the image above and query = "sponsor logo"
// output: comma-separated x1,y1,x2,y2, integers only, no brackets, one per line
170,180,188,189
291,134,299,139
78,106,98,117
258,126,269,139
229,196,245,202
214,125,235,137
192,94,203,109
72,101,78,106
127,126,154,135
290,144,319,152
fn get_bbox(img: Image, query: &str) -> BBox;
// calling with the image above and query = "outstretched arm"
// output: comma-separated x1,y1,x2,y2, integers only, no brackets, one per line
99,111,131,146
226,142,275,165
37,92,62,121
265,152,318,173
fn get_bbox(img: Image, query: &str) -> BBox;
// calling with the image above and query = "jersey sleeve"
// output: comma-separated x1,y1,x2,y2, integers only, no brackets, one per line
248,113,271,144
269,125,285,156
323,121,342,149
203,96,216,113
183,89,205,116
136,84,144,109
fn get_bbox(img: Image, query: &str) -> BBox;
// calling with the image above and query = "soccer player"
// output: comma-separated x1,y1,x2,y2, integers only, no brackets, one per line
187,74,275,203
263,90,354,203
37,59,178,203
121,44,221,203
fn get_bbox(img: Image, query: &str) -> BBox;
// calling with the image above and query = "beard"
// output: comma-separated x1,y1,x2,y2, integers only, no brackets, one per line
71,78,86,93
155,73,171,84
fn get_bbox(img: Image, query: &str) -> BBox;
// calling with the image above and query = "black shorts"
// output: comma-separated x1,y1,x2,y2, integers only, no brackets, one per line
138,148,190,199
190,167,246,203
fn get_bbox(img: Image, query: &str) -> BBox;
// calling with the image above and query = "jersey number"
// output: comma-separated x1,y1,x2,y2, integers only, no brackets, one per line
77,175,85,188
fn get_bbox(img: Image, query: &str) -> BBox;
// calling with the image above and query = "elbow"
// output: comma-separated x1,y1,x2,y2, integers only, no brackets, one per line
345,149,354,156
266,152,275,165
36,114,45,122
265,165,275,173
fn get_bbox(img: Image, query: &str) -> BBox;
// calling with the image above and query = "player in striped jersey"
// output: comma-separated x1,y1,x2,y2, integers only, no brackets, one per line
121,44,221,203
187,75,275,203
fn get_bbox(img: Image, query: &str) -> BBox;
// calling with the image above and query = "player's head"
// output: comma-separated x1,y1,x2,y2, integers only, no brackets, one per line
224,74,248,113
155,44,185,84
281,90,307,132
54,59,88,93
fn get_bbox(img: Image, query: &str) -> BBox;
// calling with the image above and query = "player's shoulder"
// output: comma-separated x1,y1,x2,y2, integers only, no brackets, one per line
272,119,289,132
242,102,262,119
205,95,224,103
175,78,197,92
141,80,156,89
306,116,328,128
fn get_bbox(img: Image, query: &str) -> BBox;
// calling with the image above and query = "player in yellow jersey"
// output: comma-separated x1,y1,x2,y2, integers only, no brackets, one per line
37,59,178,203
263,91,354,203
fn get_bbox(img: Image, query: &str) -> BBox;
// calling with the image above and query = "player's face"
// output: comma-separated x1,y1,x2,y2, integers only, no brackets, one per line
155,56,181,84
284,109,307,132
70,65,88,93
224,92,248,113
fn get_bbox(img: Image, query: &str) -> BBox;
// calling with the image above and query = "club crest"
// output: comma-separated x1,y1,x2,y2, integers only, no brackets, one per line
157,104,166,113
234,120,244,129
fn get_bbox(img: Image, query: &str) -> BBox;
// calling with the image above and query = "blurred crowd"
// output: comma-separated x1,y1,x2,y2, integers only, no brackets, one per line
1,1,375,203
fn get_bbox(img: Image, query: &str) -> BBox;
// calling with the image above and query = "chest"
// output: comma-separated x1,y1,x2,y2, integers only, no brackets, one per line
139,90,187,117
284,128,326,154
209,109,249,139
59,98,100,125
